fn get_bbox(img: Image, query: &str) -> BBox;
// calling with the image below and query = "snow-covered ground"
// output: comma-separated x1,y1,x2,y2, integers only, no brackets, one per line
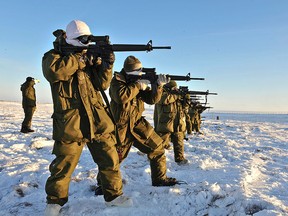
0,101,287,216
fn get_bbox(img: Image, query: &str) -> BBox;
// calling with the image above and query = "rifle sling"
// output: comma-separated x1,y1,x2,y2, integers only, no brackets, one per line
88,65,122,146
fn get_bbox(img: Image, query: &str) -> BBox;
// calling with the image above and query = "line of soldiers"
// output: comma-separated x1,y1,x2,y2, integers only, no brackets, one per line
185,97,208,135
37,20,214,216
154,80,211,165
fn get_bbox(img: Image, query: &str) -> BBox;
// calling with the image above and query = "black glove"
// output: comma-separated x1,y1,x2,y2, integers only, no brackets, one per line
84,51,101,66
101,51,115,65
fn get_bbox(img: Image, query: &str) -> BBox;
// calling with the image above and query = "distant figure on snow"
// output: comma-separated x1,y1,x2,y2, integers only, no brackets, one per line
20,76,38,133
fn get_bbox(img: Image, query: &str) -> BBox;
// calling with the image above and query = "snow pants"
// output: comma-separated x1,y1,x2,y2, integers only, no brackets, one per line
22,106,36,129
97,128,167,186
45,136,123,206
159,132,185,162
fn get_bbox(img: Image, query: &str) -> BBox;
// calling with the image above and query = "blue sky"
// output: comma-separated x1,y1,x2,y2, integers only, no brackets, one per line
0,0,287,113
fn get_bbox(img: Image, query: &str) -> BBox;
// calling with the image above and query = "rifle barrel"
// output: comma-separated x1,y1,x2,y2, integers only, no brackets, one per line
152,46,171,49
111,44,150,52
188,91,218,95
167,75,205,81
190,77,205,80
111,44,171,52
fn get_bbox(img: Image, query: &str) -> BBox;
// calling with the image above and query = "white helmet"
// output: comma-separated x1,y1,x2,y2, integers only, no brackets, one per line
65,20,92,47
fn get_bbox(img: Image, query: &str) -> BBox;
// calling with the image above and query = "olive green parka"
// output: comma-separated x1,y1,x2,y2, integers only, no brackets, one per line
154,89,186,133
188,105,200,125
21,80,36,108
42,49,115,143
109,70,163,147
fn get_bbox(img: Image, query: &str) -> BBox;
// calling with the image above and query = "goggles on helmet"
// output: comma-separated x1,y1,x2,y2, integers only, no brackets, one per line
76,35,91,45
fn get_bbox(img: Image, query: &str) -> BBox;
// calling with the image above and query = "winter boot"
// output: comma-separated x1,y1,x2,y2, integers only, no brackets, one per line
152,177,178,186
176,158,188,165
95,186,103,196
21,125,34,133
27,128,35,132
20,126,29,133
44,204,61,216
105,195,133,207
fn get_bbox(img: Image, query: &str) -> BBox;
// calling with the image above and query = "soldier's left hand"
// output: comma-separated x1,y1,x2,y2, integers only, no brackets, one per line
157,74,170,87
101,51,115,65
85,52,95,66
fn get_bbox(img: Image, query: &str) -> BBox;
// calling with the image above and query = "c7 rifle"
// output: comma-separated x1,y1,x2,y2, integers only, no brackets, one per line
171,86,217,107
126,68,205,84
178,86,218,95
53,29,171,56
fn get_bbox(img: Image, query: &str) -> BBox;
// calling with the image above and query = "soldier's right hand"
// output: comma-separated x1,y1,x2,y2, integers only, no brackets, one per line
77,52,87,69
157,74,170,87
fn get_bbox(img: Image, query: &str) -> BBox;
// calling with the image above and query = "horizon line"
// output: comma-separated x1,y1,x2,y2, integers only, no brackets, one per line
1,100,287,115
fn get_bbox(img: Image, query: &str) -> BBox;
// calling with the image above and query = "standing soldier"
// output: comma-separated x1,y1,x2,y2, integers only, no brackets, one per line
20,76,37,133
188,101,207,134
107,55,178,187
189,102,203,135
42,20,131,216
154,80,188,165
183,94,193,135
188,101,198,133
196,104,208,134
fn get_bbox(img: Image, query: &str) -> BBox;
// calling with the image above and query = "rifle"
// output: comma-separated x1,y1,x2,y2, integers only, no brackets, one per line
53,29,171,56
178,86,218,95
170,86,217,107
187,90,218,95
190,96,203,100
196,106,213,109
198,106,213,114
126,67,205,84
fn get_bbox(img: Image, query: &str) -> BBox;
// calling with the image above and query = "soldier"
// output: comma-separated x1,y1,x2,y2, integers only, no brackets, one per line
183,94,193,135
154,80,188,165
189,101,203,135
192,102,200,134
42,20,131,216
194,104,202,133
99,55,178,189
20,76,37,133
195,103,208,134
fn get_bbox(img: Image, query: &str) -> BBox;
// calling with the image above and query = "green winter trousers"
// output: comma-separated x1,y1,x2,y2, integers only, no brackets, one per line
45,136,123,206
121,131,167,182
192,122,200,132
22,106,36,128
97,129,167,186
185,115,192,134
160,132,185,162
